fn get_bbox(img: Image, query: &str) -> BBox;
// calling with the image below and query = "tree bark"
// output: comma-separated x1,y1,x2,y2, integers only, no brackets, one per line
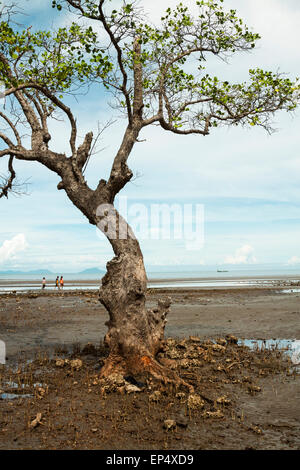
49,120,191,388
97,206,185,387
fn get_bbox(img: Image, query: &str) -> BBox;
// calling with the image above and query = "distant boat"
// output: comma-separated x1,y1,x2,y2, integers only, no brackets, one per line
217,269,228,272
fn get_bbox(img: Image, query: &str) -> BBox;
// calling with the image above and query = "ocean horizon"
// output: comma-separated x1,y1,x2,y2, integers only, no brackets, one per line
1,263,300,279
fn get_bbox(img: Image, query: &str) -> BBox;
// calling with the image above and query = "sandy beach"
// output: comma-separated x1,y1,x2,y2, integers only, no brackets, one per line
0,286,299,450
1,286,300,359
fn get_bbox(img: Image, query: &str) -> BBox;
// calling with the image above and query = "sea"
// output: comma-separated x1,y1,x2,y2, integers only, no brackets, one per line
0,264,300,293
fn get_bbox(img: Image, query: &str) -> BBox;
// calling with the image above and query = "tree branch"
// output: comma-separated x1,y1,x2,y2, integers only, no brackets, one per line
98,0,132,124
0,111,22,146
0,155,16,198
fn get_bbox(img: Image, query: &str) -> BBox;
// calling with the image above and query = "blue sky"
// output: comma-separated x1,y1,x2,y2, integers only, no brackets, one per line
1,0,300,272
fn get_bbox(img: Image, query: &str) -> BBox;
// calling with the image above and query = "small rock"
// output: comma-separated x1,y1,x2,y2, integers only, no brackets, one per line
187,394,205,410
226,335,238,344
190,359,202,367
100,385,111,395
177,339,187,349
36,387,46,399
242,376,252,383
179,359,190,369
216,338,227,346
212,344,226,353
249,425,263,435
125,384,141,394
110,374,125,386
216,396,231,406
167,350,181,360
203,410,224,419
189,336,201,343
163,419,176,430
29,413,43,429
248,385,261,394
55,358,66,368
70,359,83,370
185,350,200,359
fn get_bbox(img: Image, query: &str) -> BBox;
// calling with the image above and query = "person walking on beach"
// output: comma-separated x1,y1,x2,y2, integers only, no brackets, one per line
55,276,59,289
42,277,46,290
60,276,64,289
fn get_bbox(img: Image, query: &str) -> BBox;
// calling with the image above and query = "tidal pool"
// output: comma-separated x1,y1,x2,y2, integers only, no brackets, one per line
238,338,300,367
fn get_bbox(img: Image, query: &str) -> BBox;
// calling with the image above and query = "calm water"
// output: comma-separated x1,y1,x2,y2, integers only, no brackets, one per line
239,339,300,370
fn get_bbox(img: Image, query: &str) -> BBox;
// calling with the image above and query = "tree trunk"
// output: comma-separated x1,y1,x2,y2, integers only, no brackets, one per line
97,205,189,388
57,124,192,389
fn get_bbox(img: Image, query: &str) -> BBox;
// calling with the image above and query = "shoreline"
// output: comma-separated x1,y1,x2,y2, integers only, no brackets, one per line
1,273,300,283
0,286,300,298
0,274,299,294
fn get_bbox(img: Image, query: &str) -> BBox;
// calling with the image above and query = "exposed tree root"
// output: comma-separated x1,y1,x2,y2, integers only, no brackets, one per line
97,225,194,392
100,352,194,393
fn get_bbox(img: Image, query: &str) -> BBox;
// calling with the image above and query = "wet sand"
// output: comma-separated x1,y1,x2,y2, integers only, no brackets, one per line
1,274,299,291
1,287,300,360
0,287,299,450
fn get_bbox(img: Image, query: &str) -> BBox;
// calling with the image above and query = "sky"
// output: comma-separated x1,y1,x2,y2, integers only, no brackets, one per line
0,0,300,273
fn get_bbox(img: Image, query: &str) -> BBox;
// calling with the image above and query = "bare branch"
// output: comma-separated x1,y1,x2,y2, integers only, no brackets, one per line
0,155,16,198
0,110,22,146
82,119,116,173
4,82,77,153
98,0,132,124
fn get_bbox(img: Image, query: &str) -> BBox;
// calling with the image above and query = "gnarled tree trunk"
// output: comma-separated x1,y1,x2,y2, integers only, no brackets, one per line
97,206,183,386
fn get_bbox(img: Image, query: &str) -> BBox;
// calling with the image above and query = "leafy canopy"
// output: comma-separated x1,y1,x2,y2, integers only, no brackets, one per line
0,0,299,136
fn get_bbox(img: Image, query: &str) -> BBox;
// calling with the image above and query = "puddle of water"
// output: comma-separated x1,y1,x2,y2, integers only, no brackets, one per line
0,393,33,400
0,381,46,400
4,381,44,389
238,339,300,367
0,286,98,294
277,288,300,294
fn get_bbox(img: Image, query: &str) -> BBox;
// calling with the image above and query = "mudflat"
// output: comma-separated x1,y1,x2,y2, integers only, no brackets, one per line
0,287,299,450
1,287,299,358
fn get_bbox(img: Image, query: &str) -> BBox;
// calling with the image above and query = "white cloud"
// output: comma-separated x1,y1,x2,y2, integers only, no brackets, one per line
0,234,28,265
224,244,257,265
287,256,300,265
2,1,300,270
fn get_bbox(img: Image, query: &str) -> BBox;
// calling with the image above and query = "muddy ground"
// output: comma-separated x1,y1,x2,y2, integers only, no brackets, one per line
0,287,299,450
